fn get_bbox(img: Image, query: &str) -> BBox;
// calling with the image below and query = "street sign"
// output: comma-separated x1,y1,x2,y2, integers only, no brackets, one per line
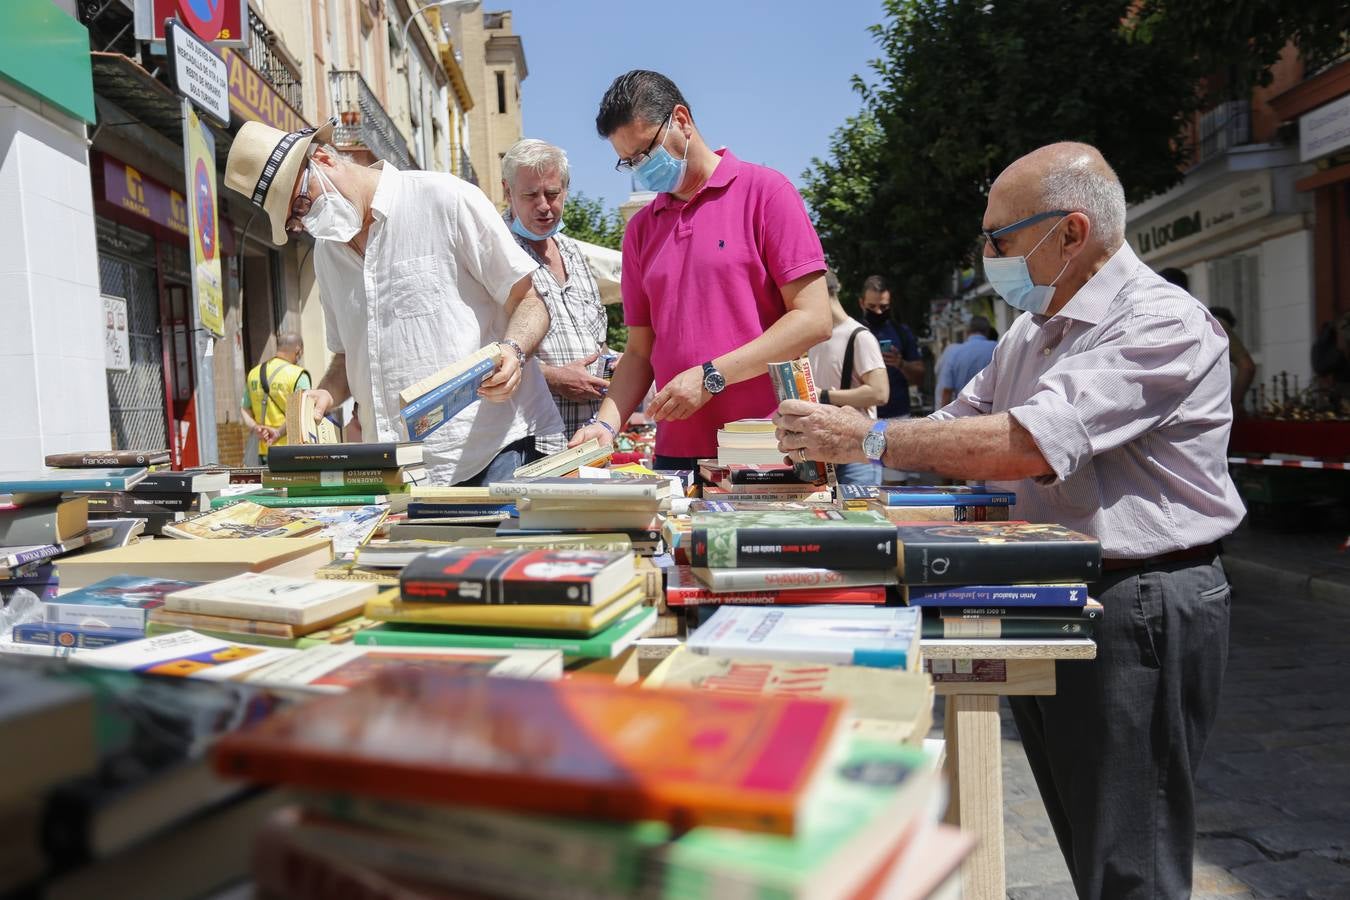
166,18,230,127
134,0,249,49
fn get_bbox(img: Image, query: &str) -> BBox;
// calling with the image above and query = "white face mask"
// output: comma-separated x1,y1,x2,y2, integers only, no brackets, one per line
301,165,362,243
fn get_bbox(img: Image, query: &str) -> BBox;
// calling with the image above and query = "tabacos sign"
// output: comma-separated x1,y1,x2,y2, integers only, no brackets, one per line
1131,172,1274,262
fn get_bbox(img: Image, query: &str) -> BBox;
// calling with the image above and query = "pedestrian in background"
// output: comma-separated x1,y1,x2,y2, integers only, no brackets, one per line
859,275,924,417
935,315,997,407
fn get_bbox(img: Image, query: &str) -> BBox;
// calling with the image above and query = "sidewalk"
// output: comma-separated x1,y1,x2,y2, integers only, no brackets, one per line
1220,519,1350,604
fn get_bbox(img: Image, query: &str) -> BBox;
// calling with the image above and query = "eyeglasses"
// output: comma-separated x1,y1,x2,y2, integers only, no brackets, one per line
285,167,313,234
982,210,1070,258
614,113,673,173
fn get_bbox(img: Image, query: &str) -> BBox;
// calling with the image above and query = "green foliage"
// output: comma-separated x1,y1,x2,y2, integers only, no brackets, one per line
562,191,629,350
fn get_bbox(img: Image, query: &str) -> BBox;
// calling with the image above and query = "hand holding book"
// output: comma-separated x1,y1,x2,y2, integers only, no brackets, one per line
478,341,522,403
774,399,872,465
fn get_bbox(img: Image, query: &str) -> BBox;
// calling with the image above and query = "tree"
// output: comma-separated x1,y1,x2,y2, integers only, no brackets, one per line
561,191,629,350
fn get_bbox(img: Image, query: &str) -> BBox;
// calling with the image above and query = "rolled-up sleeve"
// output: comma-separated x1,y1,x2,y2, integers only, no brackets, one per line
1009,312,1202,482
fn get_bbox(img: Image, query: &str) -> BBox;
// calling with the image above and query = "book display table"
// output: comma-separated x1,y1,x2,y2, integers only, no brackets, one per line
922,637,1098,900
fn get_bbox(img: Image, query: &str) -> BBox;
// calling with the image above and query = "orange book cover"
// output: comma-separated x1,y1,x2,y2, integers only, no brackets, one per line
212,669,844,835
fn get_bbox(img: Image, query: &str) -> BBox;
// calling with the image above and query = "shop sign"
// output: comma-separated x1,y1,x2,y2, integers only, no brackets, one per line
134,0,249,49
1300,93,1350,163
183,103,226,337
101,156,189,236
226,50,307,133
167,18,230,127
103,295,131,372
1130,172,1273,261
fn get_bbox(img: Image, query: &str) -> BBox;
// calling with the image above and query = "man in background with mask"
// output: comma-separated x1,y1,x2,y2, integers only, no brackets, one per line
223,119,563,485
773,142,1245,899
859,275,924,418
567,70,831,468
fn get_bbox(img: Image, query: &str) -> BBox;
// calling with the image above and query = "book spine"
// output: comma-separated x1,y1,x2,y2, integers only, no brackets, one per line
487,483,662,500
921,618,1097,639
704,567,893,591
900,541,1102,586
767,360,828,484
212,494,387,509
266,444,400,471
398,571,587,606
354,626,598,654
400,359,496,440
407,503,514,519
84,492,197,512
883,493,1013,507
149,608,299,637
45,452,166,467
264,470,402,488
934,605,1099,620
13,622,142,648
903,584,1089,606
690,527,897,569
3,543,63,568
666,585,886,606
881,505,1011,522
165,596,305,625
43,602,150,631
367,599,598,630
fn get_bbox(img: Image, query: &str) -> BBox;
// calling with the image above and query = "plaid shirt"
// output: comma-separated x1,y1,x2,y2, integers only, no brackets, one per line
510,224,608,452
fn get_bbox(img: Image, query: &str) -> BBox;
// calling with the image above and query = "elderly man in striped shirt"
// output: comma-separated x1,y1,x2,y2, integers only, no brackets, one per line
776,142,1245,899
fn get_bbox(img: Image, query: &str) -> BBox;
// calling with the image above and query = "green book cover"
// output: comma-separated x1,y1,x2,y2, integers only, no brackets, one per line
353,605,656,658
662,739,935,900
691,509,897,570
211,490,390,509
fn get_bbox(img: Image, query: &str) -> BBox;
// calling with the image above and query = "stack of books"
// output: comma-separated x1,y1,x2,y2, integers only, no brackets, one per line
510,437,613,478
840,483,1015,522
0,470,131,588
208,668,967,900
10,574,201,649
397,485,516,537
28,453,222,536
54,536,334,592
488,474,672,556
357,545,658,663
714,418,784,466
260,441,425,509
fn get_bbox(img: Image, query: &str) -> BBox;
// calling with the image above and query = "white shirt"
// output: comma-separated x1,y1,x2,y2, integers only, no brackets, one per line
808,317,886,418
316,165,564,484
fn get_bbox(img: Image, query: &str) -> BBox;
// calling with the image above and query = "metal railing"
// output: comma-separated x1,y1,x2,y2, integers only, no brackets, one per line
328,70,417,170
1198,99,1252,162
246,10,303,113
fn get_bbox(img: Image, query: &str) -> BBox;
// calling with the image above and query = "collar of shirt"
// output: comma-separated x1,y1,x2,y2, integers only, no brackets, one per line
650,148,742,216
367,161,398,221
1043,240,1140,327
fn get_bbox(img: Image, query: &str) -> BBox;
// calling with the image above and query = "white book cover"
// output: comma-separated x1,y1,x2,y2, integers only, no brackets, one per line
164,573,378,625
72,630,296,680
687,606,922,670
246,645,563,693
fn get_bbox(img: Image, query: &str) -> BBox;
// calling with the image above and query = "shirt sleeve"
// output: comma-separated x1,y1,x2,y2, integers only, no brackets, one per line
898,324,921,362
295,372,312,391
456,184,539,305
935,350,954,394
851,330,885,385
760,181,826,287
1008,312,1208,483
620,221,651,328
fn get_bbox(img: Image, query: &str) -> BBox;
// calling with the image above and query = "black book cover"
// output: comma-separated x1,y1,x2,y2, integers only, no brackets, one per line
896,522,1102,586
267,443,411,472
689,509,897,569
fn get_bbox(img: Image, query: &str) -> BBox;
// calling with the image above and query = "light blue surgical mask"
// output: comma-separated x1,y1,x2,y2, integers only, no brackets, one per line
983,219,1071,315
632,118,688,194
510,214,564,241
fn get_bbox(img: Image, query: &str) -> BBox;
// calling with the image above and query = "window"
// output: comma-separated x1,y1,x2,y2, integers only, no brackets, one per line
496,71,506,114
1207,253,1261,352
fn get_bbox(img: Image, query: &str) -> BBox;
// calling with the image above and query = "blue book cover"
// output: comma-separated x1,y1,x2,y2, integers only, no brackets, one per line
687,606,921,670
876,485,1014,507
407,502,515,520
904,584,1088,607
40,575,203,631
13,621,143,649
0,467,148,494
400,357,498,441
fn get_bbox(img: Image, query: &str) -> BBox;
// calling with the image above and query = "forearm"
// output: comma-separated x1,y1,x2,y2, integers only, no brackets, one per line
503,295,550,356
901,360,924,383
1233,365,1255,410
882,413,1052,480
240,408,258,429
593,352,654,430
316,353,351,405
828,384,885,409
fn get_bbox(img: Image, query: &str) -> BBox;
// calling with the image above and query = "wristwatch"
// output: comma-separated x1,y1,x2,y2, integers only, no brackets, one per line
862,420,888,464
701,361,727,395
819,389,832,406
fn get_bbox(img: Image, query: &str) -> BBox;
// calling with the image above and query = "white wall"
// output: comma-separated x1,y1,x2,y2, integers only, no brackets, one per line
0,87,108,471
1257,229,1315,389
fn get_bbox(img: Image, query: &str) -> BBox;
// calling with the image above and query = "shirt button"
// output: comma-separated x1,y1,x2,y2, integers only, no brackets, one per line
1043,348,1052,356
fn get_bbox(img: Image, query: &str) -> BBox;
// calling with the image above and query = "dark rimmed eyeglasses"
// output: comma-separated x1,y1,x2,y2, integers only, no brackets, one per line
614,112,673,173
982,210,1070,258
285,167,313,234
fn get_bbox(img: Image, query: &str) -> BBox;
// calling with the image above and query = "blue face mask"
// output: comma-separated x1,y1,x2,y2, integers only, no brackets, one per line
510,214,564,242
632,118,688,194
983,218,1071,315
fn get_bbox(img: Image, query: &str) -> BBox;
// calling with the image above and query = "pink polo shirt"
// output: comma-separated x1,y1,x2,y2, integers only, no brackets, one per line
622,149,826,458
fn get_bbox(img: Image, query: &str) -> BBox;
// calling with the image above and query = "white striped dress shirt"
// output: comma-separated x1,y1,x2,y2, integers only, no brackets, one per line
931,241,1246,559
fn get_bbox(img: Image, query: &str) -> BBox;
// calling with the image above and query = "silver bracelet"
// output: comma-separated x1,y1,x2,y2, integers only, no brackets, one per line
498,339,525,364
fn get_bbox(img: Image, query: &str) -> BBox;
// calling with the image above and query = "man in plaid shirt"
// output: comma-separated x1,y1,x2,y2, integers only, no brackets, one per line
502,139,612,454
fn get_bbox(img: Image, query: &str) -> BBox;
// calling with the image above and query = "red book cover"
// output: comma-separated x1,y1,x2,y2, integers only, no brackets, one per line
399,546,633,606
213,669,844,835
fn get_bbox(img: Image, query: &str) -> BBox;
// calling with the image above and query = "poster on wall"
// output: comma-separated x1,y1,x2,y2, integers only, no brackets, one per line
134,0,249,48
183,102,225,338
103,294,130,372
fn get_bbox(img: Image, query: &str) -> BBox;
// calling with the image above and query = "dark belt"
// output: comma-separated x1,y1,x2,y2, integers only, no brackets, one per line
1100,541,1222,573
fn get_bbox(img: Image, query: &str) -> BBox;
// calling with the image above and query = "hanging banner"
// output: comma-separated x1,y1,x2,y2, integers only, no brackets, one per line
183,102,225,337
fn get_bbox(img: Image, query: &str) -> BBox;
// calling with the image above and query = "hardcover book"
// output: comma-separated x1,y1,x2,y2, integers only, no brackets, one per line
839,484,1016,506
0,468,147,494
688,606,923,671
690,509,897,570
399,546,636,606
262,468,419,491
921,616,1097,640
286,391,341,446
56,537,334,591
164,573,379,626
132,471,231,494
895,522,1102,585
266,442,423,472
902,583,1089,607
689,565,898,593
369,578,644,634
245,645,563,693
41,575,202,631
211,490,394,510
667,567,887,607
0,497,90,546
161,501,324,540
212,668,845,834
399,346,502,441
44,449,171,468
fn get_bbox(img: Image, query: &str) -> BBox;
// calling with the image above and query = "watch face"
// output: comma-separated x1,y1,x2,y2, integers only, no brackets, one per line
863,429,887,460
703,370,727,394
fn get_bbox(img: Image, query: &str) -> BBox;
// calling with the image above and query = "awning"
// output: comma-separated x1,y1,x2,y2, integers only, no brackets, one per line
574,239,623,305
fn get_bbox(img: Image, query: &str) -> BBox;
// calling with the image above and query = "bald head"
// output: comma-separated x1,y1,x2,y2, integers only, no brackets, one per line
275,332,304,364
991,142,1126,249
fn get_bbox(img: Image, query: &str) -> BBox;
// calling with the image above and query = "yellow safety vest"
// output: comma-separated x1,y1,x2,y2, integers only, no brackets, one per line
245,358,308,455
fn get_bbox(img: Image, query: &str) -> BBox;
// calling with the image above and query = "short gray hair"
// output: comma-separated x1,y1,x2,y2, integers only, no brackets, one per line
1039,157,1126,248
502,139,570,190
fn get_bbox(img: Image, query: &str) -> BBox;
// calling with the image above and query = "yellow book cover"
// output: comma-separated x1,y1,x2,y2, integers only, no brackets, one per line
57,537,333,591
365,578,644,633
286,391,340,445
162,501,324,540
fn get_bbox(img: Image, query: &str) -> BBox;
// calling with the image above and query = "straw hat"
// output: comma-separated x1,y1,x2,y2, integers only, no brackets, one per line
224,118,335,246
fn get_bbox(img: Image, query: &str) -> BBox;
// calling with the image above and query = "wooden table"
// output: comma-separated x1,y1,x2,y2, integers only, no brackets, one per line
921,638,1097,900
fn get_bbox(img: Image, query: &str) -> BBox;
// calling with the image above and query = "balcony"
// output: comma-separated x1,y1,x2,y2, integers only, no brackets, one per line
1197,99,1252,163
329,70,416,170
246,10,303,113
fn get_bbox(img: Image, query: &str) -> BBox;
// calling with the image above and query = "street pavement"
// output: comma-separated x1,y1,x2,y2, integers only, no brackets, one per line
940,520,1350,899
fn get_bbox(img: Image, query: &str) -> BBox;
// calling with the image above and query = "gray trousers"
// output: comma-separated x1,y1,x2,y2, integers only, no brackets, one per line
1010,554,1231,899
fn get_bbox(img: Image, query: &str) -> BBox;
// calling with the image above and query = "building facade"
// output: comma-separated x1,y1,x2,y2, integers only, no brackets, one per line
455,4,526,208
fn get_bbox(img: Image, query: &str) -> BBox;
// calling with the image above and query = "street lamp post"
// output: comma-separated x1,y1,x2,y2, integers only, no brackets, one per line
399,0,476,53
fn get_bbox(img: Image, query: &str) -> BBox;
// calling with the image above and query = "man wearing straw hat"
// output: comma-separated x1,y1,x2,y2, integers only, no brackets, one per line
223,119,563,485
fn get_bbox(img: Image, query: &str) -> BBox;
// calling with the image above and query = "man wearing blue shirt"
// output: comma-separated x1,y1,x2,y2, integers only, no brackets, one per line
936,316,997,407
859,276,923,417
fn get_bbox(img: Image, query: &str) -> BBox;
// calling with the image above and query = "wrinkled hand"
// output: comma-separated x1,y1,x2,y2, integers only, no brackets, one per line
306,388,335,421
648,366,712,422
569,422,615,449
479,346,522,402
545,353,609,401
773,399,873,465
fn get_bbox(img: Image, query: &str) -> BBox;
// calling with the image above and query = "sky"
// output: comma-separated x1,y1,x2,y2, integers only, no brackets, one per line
501,0,890,213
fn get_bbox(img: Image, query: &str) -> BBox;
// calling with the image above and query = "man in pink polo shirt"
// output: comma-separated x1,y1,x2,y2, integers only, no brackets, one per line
567,70,831,468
